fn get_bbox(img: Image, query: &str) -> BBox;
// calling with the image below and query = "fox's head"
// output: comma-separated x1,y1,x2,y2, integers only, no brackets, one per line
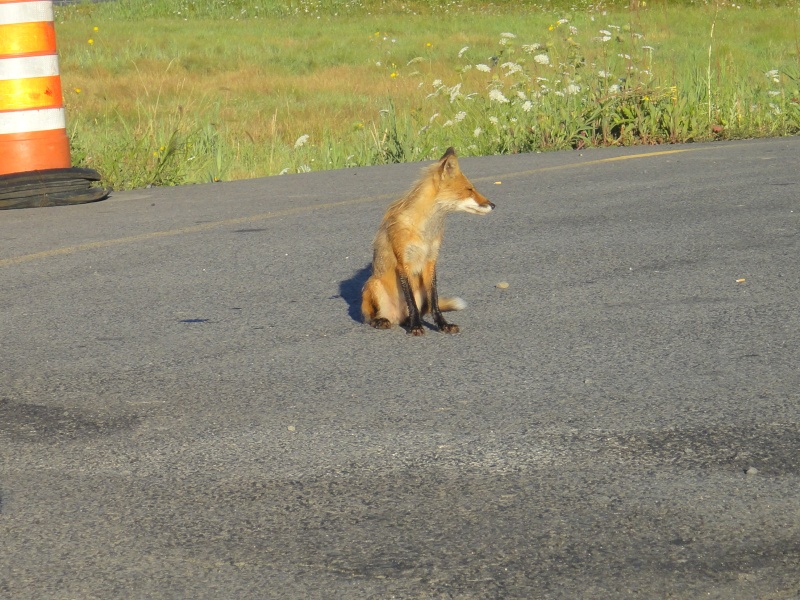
435,147,496,215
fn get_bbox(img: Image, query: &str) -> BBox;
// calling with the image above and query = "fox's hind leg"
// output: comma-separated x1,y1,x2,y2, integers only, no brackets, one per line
362,275,400,329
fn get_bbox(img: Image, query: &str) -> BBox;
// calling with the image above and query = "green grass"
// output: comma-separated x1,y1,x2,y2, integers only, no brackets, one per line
54,0,800,190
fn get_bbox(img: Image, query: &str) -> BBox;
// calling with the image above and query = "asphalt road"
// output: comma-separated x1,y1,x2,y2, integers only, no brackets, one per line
1,138,799,599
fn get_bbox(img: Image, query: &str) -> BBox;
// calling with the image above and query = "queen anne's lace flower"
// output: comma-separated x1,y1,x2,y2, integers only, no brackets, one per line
489,89,510,104
449,83,462,103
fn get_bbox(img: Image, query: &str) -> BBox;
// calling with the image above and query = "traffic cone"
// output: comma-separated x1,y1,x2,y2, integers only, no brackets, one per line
0,0,109,209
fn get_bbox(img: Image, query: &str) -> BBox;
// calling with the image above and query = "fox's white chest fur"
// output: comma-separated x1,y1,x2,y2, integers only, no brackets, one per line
402,208,445,274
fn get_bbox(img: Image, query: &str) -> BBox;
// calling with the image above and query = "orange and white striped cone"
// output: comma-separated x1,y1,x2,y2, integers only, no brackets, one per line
0,0,109,209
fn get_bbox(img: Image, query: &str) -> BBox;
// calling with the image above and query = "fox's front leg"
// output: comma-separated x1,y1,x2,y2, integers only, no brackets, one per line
429,267,459,334
398,272,425,336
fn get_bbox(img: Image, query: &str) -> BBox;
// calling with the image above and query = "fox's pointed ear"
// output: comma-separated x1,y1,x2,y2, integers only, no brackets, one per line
438,147,460,180
440,147,457,160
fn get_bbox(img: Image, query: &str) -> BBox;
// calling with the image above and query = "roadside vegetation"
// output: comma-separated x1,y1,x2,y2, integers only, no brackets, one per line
54,0,800,190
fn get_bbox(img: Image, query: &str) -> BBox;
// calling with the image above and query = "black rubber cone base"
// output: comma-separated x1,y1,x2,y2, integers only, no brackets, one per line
0,168,111,210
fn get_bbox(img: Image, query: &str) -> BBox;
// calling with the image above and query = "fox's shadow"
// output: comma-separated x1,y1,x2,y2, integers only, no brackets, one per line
339,264,372,323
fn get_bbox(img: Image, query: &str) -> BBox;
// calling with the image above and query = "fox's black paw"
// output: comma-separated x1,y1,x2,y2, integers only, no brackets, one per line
440,323,459,334
409,326,425,336
370,318,392,329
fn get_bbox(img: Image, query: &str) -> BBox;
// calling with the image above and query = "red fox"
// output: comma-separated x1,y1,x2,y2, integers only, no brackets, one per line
361,147,495,335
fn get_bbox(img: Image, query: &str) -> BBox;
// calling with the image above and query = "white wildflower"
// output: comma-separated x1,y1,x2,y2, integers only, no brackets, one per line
609,84,621,94
557,18,569,25
566,83,581,95
473,127,483,137
449,83,462,103
442,120,453,128
279,168,290,175
432,79,443,88
454,111,467,123
501,62,523,75
569,25,578,36
618,53,631,60
489,89,510,104
298,164,311,173
294,134,310,148
768,90,781,97
458,46,470,58
766,69,780,83
522,43,542,53
517,91,528,100
476,63,491,72
488,116,499,125
534,54,550,65
498,34,516,47
522,100,533,112
429,112,440,123
598,70,611,78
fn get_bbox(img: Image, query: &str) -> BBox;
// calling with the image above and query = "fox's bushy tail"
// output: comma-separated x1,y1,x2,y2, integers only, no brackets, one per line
438,297,467,312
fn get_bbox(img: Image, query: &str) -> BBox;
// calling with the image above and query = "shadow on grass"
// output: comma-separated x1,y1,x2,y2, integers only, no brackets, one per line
339,264,372,323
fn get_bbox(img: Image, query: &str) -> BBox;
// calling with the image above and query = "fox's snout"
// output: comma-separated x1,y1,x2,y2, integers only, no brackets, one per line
460,194,495,215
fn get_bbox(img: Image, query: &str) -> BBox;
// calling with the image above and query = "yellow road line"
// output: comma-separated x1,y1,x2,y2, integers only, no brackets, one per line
475,147,705,182
0,145,721,268
0,194,396,268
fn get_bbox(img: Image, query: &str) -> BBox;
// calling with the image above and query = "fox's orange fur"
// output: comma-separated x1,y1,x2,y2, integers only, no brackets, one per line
361,147,495,335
